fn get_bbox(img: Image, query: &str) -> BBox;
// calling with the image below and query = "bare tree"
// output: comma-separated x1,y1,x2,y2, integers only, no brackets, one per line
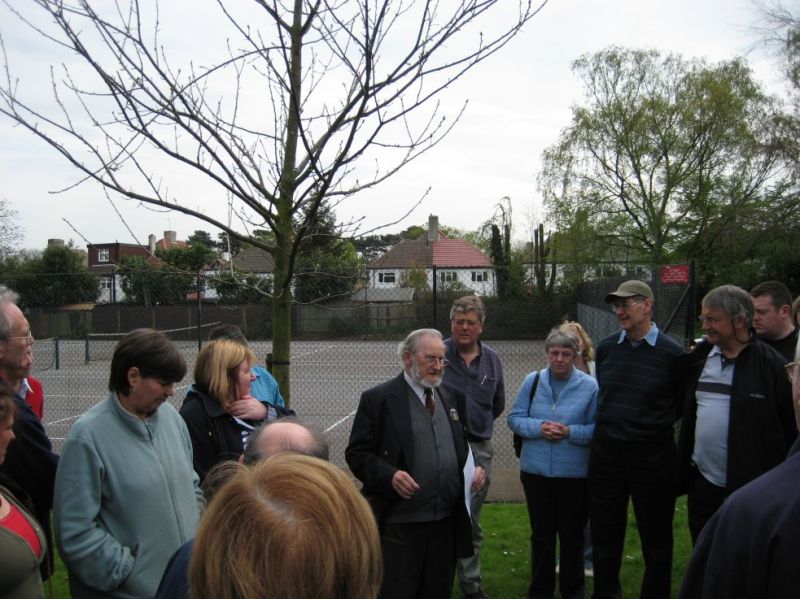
0,0,545,403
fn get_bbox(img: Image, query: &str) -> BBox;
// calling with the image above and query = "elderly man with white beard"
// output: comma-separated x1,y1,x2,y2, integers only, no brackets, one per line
346,328,485,599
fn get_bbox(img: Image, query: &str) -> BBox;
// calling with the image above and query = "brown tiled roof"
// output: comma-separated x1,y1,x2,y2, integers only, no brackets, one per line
232,247,274,273
369,237,492,269
155,239,187,251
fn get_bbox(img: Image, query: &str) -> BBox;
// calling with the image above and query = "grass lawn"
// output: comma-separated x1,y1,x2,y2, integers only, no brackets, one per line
454,496,692,598
46,499,691,598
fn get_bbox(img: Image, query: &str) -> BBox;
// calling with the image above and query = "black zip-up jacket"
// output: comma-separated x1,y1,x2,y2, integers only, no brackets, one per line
674,338,796,496
179,386,293,483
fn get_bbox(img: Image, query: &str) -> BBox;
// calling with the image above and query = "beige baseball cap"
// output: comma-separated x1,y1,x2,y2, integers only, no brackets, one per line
604,280,654,303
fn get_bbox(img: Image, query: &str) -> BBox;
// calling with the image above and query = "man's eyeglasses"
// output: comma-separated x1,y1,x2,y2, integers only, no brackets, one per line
2,331,33,346
420,355,448,367
697,315,727,325
609,299,642,312
452,319,480,328
786,360,799,383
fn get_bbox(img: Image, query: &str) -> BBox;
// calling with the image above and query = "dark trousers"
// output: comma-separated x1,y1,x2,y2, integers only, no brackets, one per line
380,517,456,599
521,472,587,599
588,438,676,599
687,466,725,545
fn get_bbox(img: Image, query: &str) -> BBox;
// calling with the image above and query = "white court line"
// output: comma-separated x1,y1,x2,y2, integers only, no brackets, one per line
291,344,339,360
324,409,357,433
46,415,82,426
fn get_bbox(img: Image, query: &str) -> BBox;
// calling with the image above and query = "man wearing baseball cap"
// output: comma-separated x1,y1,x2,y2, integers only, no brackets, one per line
589,280,685,599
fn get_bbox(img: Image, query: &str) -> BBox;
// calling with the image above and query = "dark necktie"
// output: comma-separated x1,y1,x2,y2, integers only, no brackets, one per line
424,387,435,416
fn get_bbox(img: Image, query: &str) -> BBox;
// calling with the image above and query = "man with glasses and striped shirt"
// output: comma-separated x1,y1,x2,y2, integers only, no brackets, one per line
675,284,795,545
678,336,800,598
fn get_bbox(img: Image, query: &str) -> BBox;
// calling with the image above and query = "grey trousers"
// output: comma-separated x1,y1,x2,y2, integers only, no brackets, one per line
457,439,493,594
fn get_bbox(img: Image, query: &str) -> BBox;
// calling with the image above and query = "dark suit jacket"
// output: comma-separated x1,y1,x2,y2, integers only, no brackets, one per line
345,373,473,558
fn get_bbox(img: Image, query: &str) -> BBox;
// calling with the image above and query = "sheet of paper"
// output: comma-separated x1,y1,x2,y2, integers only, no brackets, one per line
463,446,475,517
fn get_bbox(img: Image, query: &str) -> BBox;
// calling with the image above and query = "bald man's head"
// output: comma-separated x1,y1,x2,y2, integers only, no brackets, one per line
242,418,329,464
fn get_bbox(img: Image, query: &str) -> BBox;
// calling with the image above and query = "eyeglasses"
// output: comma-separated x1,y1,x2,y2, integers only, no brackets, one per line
697,315,727,325
2,331,33,346
786,361,800,383
452,319,480,327
609,299,642,312
420,354,448,367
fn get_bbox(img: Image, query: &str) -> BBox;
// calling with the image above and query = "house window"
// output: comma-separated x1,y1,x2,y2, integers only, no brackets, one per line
98,249,110,263
471,271,488,282
439,271,457,283
99,276,112,290
378,272,396,283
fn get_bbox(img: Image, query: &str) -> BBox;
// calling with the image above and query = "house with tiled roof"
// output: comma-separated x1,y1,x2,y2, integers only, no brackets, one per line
367,215,496,296
203,246,275,301
87,231,183,302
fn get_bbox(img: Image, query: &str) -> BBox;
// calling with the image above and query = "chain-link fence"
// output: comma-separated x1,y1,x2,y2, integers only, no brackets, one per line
4,264,694,483
576,265,696,346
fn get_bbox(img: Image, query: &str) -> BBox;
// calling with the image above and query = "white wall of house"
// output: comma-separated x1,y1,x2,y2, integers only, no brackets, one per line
96,274,125,304
368,268,497,296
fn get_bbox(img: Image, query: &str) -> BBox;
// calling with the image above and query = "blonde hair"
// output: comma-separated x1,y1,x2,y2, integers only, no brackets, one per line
194,339,257,408
189,454,382,599
560,321,595,363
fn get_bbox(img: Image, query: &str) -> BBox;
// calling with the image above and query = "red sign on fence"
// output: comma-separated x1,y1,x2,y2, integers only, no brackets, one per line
659,264,689,284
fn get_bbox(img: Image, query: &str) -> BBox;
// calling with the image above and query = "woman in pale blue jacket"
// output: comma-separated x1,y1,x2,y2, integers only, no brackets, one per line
508,328,598,599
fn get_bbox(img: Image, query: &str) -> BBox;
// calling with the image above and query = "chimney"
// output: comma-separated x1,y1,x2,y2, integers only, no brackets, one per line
427,214,439,243
164,230,177,245
148,234,156,254
47,239,65,248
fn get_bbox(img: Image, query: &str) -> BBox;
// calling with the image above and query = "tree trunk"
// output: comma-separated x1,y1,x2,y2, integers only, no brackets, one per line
270,1,304,408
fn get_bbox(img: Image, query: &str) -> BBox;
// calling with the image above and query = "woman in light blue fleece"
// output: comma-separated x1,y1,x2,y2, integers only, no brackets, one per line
54,329,204,599
508,328,598,599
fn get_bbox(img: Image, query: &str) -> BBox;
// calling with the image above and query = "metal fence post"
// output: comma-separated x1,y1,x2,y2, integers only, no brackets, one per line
54,337,60,370
432,265,437,329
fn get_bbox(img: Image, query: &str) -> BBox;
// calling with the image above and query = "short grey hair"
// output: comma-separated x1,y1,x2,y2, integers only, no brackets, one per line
544,328,579,355
0,286,20,339
397,328,443,362
449,295,486,323
702,285,754,329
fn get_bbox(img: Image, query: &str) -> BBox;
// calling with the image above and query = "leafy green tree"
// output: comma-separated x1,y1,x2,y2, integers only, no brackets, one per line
398,262,431,294
211,272,272,305
187,230,216,251
400,225,427,241
117,256,194,307
294,205,360,303
540,47,792,265
352,234,402,264
159,245,215,273
216,232,242,257
13,244,98,307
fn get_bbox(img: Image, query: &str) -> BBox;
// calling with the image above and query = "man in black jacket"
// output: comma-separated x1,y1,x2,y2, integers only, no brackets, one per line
346,328,485,599
677,336,800,599
675,284,796,544
0,287,59,579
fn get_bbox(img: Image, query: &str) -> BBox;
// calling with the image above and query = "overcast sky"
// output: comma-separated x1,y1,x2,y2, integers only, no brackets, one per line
0,0,785,251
